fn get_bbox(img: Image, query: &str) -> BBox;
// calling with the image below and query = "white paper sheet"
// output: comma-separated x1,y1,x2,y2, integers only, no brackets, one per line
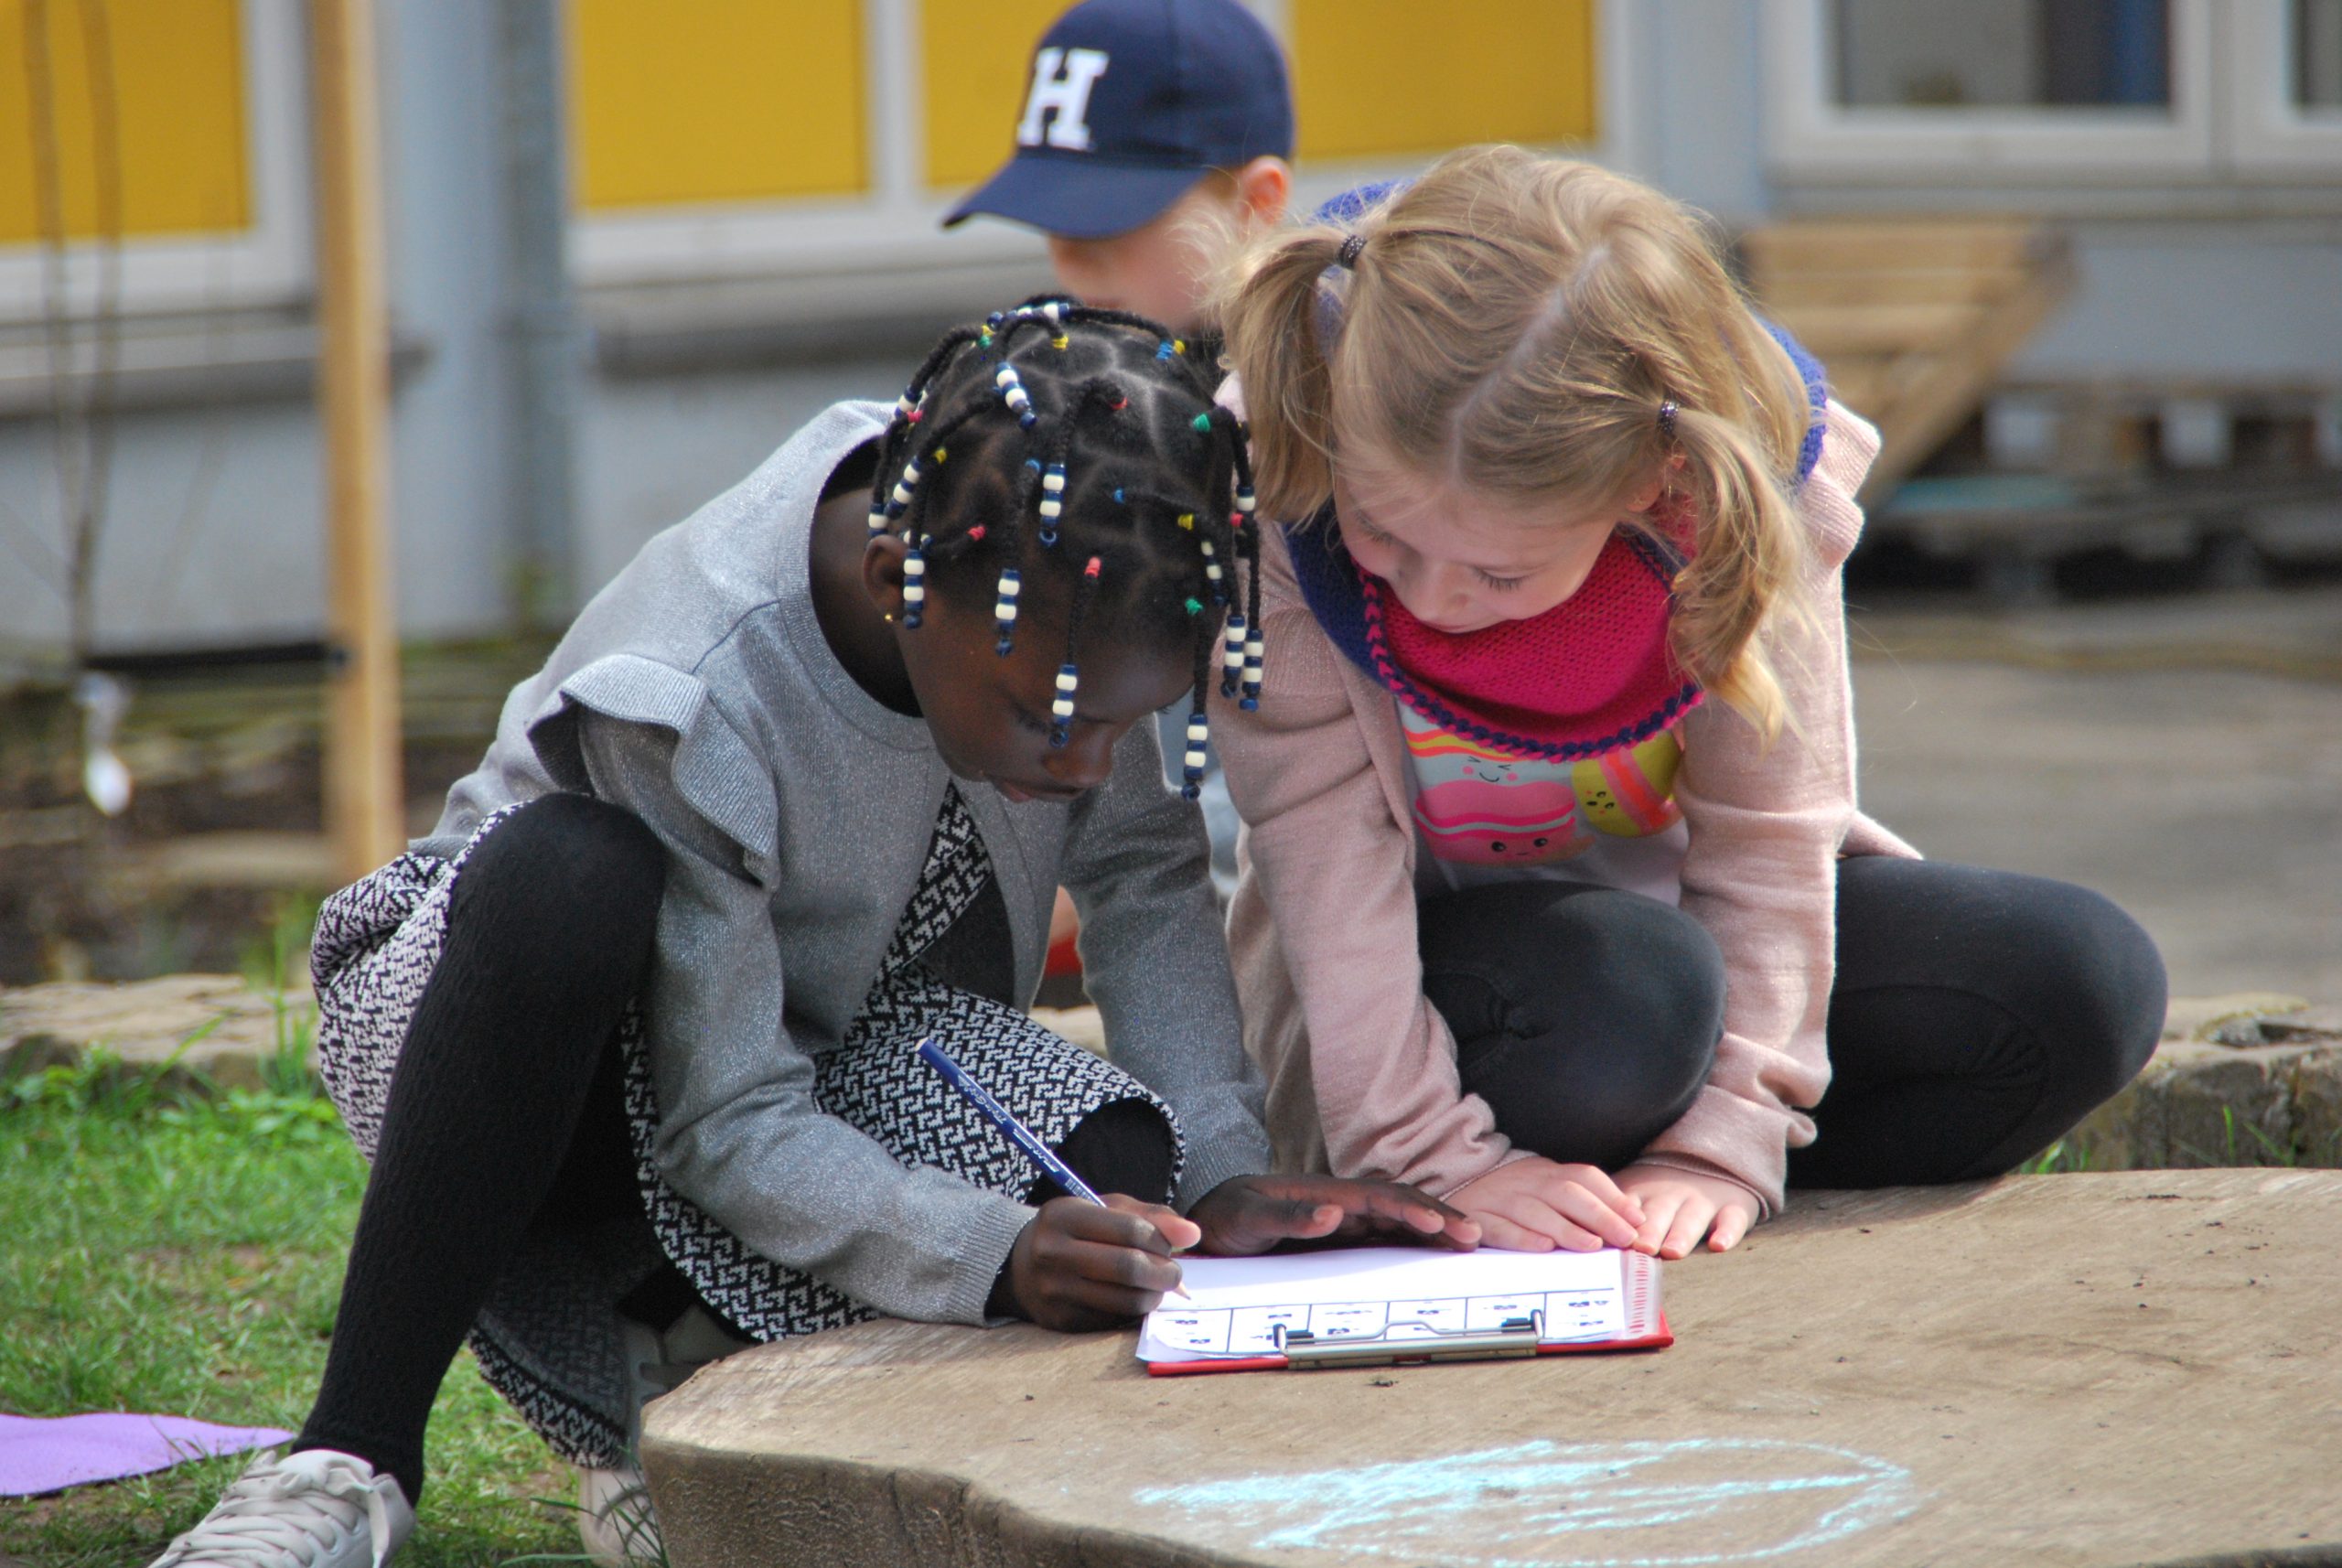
1138,1246,1652,1363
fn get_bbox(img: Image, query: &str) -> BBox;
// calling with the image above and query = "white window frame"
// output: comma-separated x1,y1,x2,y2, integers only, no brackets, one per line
1762,0,2219,183
572,0,1642,305
2230,0,2342,174
0,0,310,321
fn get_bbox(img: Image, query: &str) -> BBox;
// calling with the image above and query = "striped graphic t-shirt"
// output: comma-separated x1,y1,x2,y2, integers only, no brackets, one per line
1399,703,1691,906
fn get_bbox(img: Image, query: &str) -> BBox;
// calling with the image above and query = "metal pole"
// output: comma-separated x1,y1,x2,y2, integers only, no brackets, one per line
312,0,405,882
499,0,578,628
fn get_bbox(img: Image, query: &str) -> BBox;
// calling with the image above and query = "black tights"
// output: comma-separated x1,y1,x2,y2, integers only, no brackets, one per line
294,794,1169,1504
1417,857,2166,1188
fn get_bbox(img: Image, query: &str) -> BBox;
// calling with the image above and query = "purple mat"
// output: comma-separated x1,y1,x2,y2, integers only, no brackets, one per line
0,1412,292,1498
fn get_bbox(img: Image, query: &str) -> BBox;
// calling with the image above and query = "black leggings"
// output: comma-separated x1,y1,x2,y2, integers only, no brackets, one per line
1417,857,2166,1187
294,794,1169,1504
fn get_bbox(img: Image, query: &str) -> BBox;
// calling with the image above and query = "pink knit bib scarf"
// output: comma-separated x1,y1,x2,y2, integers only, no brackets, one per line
1358,524,1704,762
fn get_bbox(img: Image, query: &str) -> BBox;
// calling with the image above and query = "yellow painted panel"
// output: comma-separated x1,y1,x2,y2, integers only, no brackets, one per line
1291,0,1598,162
569,0,865,209
0,0,251,243
922,0,1068,189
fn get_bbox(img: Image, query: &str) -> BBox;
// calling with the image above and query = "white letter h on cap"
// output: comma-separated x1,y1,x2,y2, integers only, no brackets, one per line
1017,47,1111,151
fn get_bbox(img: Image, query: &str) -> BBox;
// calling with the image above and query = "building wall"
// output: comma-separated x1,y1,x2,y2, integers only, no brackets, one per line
1,0,2333,656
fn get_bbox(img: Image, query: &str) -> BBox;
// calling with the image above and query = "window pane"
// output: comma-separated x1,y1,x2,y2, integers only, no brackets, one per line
1292,0,1597,162
1832,0,2169,110
569,0,866,209
0,0,252,243
2301,0,2342,109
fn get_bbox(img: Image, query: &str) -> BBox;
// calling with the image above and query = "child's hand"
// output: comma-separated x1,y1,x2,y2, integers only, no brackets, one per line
1448,1155,1646,1252
1613,1164,1760,1258
1004,1194,1201,1331
1187,1175,1482,1256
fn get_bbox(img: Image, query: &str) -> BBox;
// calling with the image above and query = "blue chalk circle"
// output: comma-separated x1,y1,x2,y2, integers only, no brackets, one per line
1132,1437,1920,1566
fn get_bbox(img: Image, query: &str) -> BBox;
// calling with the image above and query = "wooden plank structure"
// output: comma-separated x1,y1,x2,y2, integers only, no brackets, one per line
1741,219,2076,502
310,0,406,885
642,1169,2342,1568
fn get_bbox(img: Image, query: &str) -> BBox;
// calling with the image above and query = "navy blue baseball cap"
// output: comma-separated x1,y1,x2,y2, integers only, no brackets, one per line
943,0,1294,240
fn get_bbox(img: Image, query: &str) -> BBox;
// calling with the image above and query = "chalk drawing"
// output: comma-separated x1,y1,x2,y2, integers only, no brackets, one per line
1131,1437,1919,1566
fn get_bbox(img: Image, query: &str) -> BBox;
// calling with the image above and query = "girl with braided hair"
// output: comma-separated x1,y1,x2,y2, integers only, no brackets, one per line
1212,146,2164,1267
149,303,1473,1568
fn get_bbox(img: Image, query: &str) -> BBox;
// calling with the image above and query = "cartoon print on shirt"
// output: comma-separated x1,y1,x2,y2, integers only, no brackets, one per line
1401,707,1682,866
1572,728,1685,838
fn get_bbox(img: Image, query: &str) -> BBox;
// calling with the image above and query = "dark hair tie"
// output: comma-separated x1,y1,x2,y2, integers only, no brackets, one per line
1657,399,1680,438
1336,232,1367,270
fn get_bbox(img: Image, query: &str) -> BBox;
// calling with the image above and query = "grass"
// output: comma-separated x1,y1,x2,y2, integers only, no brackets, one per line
2021,1139,2088,1174
0,1045,585,1566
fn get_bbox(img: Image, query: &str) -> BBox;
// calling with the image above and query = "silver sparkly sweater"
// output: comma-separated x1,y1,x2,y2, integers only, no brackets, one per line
417,400,1271,1327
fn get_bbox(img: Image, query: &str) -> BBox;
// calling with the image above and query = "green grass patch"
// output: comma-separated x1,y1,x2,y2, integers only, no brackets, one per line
0,1065,580,1566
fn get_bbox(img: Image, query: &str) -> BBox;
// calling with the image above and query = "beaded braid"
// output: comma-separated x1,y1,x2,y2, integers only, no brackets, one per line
1050,555,1105,747
1185,408,1266,709
1180,615,1214,797
864,305,1265,797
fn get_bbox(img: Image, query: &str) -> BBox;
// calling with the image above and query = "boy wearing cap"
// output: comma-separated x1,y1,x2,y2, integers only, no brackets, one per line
947,0,1293,340
948,0,1295,909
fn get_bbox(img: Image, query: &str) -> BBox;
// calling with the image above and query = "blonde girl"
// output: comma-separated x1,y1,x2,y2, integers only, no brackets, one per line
1212,146,2164,1258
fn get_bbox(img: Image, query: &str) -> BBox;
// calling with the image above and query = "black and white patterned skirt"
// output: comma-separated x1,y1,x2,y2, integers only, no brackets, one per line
311,784,1178,1467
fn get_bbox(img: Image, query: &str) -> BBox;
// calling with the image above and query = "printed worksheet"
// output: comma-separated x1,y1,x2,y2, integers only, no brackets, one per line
1138,1246,1664,1366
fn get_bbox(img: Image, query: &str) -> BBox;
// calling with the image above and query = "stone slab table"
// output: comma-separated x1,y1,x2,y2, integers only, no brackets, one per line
641,1170,2342,1568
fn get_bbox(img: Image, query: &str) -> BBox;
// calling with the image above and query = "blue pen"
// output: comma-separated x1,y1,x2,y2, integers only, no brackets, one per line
915,1037,1189,1298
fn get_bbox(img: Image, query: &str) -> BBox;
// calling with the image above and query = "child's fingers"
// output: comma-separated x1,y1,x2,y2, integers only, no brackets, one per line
1055,1234,1188,1298
1332,1183,1482,1248
1102,1194,1201,1252
1463,1211,1556,1252
1708,1206,1752,1252
1630,1193,1682,1255
1659,1197,1716,1261
1237,1193,1348,1244
1566,1165,1646,1224
1488,1195,1608,1252
1545,1181,1641,1250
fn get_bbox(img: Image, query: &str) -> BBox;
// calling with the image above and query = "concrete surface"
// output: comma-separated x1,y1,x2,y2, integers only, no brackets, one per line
1849,586,2342,1004
640,1170,2342,1568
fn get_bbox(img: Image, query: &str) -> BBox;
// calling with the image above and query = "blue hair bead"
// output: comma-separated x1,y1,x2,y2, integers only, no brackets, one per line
993,566,1022,654
901,543,927,629
1048,661,1079,747
1180,708,1210,798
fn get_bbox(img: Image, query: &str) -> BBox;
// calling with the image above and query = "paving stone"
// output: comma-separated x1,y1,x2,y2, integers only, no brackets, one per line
2068,1036,2342,1170
2160,991,2314,1042
0,973,313,1092
639,1170,2342,1568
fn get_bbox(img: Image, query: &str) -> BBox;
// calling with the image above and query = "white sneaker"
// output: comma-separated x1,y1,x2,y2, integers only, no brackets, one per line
575,1464,662,1565
150,1448,414,1568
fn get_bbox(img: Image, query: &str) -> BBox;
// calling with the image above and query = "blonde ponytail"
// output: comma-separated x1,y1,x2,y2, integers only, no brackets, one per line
1215,223,1358,520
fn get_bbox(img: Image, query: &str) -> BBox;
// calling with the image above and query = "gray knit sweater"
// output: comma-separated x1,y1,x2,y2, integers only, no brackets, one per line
418,400,1271,1327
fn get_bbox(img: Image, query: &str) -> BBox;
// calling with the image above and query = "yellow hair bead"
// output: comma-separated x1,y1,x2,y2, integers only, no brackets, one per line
1052,334,1069,350
1177,512,1195,530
